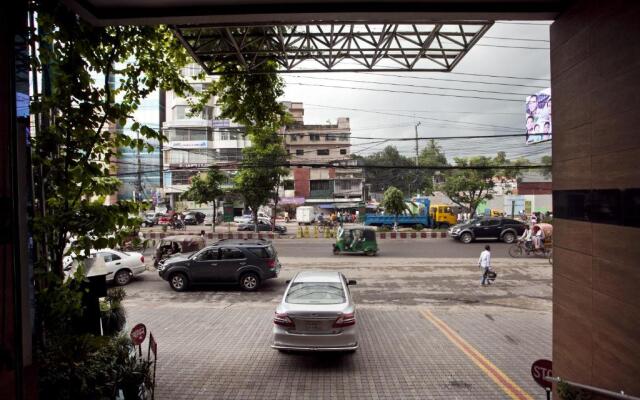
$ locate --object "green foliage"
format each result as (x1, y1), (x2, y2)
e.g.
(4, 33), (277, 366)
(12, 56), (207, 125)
(439, 152), (528, 217)
(195, 61), (290, 228)
(30, 1), (195, 279)
(381, 186), (407, 227)
(181, 168), (226, 206)
(541, 155), (552, 179)
(355, 142), (447, 196)
(557, 381), (592, 400)
(37, 333), (151, 400)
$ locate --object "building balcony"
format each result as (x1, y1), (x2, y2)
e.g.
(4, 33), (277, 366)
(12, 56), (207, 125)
(309, 189), (334, 199)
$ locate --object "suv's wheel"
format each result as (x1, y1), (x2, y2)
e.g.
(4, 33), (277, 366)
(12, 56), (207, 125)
(114, 269), (132, 286)
(460, 232), (473, 244)
(502, 231), (516, 244)
(169, 272), (189, 292)
(240, 272), (260, 291)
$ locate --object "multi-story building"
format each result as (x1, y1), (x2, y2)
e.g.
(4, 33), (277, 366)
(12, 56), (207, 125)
(279, 102), (364, 207)
(161, 64), (249, 207)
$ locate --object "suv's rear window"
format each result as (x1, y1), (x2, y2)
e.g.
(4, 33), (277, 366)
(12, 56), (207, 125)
(247, 246), (275, 258)
(285, 282), (346, 304)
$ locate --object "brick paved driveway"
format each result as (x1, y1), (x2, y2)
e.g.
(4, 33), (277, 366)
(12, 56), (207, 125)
(123, 256), (551, 399)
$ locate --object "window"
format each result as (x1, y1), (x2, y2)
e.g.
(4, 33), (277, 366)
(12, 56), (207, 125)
(289, 135), (297, 142)
(317, 149), (330, 156)
(309, 134), (320, 141)
(98, 252), (121, 263)
(248, 247), (271, 258)
(283, 180), (294, 190)
(285, 282), (346, 305)
(326, 134), (337, 141)
(310, 180), (332, 191)
(220, 248), (245, 260)
(181, 64), (202, 77)
(340, 149), (347, 155)
(295, 149), (304, 156)
(196, 249), (219, 261)
(171, 170), (199, 185)
(339, 134), (350, 141)
(174, 105), (186, 120)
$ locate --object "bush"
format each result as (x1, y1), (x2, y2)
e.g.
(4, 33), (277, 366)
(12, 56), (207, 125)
(101, 287), (127, 336)
(412, 224), (424, 231)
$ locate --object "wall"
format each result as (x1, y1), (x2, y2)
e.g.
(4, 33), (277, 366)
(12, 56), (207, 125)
(551, 0), (640, 396)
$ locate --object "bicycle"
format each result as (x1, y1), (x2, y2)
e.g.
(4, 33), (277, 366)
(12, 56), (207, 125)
(509, 239), (551, 259)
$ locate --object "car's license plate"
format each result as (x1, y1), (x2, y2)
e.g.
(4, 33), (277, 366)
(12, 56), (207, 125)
(301, 320), (324, 331)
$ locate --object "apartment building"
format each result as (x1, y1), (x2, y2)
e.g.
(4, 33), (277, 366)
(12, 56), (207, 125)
(161, 64), (249, 206)
(280, 102), (364, 206)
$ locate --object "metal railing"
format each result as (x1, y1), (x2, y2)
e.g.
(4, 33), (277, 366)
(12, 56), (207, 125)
(545, 377), (640, 400)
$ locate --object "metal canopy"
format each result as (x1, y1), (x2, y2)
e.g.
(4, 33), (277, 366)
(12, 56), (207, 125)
(173, 22), (493, 74)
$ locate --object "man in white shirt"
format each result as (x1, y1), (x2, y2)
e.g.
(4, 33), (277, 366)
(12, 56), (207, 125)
(478, 245), (492, 286)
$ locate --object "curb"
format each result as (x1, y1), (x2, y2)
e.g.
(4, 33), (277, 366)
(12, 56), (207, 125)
(142, 231), (448, 241)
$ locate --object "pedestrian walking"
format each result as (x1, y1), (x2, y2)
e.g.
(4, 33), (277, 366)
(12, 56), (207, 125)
(478, 245), (492, 286)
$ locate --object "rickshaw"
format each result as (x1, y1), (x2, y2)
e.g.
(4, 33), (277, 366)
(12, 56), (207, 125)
(333, 227), (378, 256)
(153, 235), (206, 267)
(508, 223), (553, 261)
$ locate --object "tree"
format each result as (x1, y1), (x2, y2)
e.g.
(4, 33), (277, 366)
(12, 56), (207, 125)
(541, 155), (552, 179)
(356, 146), (417, 194)
(381, 186), (407, 230)
(181, 168), (227, 231)
(30, 1), (196, 279)
(418, 139), (449, 195)
(199, 61), (290, 231)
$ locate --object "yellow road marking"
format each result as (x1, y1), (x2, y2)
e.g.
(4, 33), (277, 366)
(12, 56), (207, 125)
(420, 309), (534, 400)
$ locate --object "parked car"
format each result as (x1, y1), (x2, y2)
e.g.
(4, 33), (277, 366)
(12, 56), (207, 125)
(64, 248), (146, 286)
(272, 271), (358, 352)
(157, 214), (172, 225)
(158, 239), (281, 292)
(449, 217), (526, 244)
(234, 212), (269, 224)
(184, 211), (206, 225)
(237, 220), (287, 233)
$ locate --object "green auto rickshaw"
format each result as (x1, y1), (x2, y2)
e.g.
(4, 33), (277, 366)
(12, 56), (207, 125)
(333, 227), (378, 256)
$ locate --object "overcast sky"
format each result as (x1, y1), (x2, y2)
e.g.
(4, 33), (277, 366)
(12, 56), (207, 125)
(279, 21), (552, 162)
(133, 21), (552, 163)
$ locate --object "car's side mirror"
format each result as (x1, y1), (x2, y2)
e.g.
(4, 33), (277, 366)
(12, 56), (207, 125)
(348, 280), (357, 285)
(285, 280), (291, 284)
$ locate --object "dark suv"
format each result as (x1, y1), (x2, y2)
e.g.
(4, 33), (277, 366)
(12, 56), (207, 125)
(449, 217), (526, 244)
(158, 239), (281, 292)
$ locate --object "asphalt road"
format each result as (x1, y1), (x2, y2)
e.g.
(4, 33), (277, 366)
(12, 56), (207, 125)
(271, 238), (514, 258)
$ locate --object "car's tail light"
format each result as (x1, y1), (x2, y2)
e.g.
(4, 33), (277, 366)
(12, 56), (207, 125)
(140, 255), (145, 263)
(273, 312), (294, 328)
(333, 312), (356, 328)
(267, 259), (276, 269)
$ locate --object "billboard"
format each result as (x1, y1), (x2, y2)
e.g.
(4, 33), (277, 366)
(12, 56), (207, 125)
(525, 88), (551, 144)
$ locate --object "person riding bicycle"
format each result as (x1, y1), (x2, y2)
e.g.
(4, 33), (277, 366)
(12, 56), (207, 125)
(519, 225), (533, 250)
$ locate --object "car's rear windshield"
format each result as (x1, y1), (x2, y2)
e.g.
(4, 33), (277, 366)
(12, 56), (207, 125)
(247, 245), (276, 258)
(285, 282), (345, 304)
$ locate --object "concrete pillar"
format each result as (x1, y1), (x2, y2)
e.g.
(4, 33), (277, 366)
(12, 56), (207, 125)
(551, 0), (640, 396)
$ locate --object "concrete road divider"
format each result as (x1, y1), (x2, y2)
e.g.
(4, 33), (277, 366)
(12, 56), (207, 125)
(142, 231), (447, 241)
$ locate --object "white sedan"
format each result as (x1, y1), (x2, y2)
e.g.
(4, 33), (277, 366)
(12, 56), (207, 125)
(64, 248), (146, 286)
(272, 271), (358, 352)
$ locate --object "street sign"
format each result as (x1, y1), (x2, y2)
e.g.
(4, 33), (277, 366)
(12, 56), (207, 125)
(130, 323), (147, 346)
(531, 359), (553, 389)
(223, 203), (234, 223)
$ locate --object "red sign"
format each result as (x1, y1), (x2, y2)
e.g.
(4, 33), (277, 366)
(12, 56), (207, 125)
(130, 323), (147, 346)
(531, 359), (553, 389)
(149, 333), (158, 357)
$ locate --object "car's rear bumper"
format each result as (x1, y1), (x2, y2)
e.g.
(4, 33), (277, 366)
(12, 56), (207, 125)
(272, 326), (357, 351)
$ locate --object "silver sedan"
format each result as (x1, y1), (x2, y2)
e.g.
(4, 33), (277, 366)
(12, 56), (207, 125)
(272, 271), (358, 352)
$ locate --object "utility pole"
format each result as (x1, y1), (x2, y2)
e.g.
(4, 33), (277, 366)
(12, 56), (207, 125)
(414, 121), (421, 197)
(414, 121), (421, 166)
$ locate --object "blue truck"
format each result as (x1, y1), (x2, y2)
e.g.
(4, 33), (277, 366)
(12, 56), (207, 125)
(364, 198), (432, 228)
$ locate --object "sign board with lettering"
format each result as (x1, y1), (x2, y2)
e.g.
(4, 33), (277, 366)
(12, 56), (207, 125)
(168, 140), (208, 149)
(223, 203), (234, 223)
(130, 323), (147, 346)
(531, 359), (552, 389)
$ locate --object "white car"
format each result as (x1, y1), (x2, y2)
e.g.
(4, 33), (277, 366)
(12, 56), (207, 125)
(272, 271), (358, 352)
(64, 248), (146, 286)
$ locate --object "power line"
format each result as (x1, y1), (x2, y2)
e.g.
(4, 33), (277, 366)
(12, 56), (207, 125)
(288, 82), (525, 102)
(483, 35), (549, 43)
(360, 72), (547, 89)
(449, 71), (549, 81)
(289, 75), (534, 96)
(476, 43), (549, 50)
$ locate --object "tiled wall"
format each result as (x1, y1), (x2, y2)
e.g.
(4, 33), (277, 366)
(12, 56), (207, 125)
(551, 0), (640, 395)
